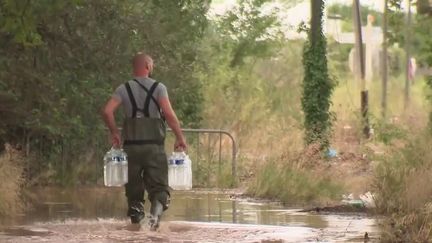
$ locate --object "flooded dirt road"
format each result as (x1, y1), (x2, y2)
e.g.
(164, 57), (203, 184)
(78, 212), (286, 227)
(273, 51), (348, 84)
(0, 187), (378, 242)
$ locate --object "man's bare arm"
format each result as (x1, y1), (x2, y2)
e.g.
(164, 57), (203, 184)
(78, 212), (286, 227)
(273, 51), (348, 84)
(101, 97), (122, 147)
(159, 97), (187, 150)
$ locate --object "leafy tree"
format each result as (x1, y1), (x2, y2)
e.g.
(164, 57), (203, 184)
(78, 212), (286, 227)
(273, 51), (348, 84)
(216, 0), (282, 68)
(387, 0), (432, 125)
(195, 0), (286, 151)
(327, 3), (383, 32)
(0, 0), (210, 184)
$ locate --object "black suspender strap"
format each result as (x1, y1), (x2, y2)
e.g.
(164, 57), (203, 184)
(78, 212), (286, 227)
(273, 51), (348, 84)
(132, 79), (164, 118)
(143, 82), (160, 117)
(124, 82), (138, 118)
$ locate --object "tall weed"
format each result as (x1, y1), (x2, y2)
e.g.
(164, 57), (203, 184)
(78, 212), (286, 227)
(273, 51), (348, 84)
(0, 144), (24, 216)
(248, 148), (343, 205)
(375, 134), (432, 242)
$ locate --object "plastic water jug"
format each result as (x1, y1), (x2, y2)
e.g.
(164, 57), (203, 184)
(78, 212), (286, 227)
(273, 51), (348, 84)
(104, 147), (128, 187)
(168, 152), (192, 190)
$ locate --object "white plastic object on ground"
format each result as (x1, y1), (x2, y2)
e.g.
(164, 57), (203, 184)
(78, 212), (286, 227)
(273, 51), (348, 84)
(341, 191), (376, 208)
(359, 191), (376, 208)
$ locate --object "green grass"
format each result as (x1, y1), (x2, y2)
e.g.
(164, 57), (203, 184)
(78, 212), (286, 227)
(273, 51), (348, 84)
(248, 159), (343, 205)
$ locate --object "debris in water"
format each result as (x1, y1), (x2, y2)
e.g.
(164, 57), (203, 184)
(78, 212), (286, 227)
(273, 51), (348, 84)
(342, 192), (376, 208)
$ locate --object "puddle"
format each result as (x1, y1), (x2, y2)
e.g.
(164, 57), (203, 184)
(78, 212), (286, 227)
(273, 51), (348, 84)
(0, 187), (378, 242)
(2, 227), (52, 237)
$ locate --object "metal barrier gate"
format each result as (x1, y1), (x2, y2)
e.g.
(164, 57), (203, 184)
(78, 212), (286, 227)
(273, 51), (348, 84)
(22, 126), (238, 188)
(167, 128), (238, 187)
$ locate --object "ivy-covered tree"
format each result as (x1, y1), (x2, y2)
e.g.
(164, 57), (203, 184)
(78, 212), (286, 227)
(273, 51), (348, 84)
(301, 0), (334, 149)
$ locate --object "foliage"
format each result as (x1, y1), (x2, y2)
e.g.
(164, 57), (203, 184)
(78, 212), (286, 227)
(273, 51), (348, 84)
(0, 0), (288, 185)
(216, 0), (282, 67)
(327, 3), (383, 32)
(301, 1), (335, 149)
(375, 133), (432, 242)
(248, 159), (342, 204)
(0, 144), (24, 216)
(0, 0), (209, 184)
(387, 0), (432, 68)
(196, 0), (286, 144)
(372, 118), (407, 145)
(408, 2), (432, 129)
(386, 0), (406, 46)
(413, 5), (432, 128)
(326, 38), (352, 78)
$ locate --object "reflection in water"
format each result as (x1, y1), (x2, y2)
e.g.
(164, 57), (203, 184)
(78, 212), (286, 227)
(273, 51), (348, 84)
(0, 187), (378, 242)
(10, 187), (327, 227)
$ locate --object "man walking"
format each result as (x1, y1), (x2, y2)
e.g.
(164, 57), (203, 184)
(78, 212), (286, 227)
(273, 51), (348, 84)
(102, 52), (187, 230)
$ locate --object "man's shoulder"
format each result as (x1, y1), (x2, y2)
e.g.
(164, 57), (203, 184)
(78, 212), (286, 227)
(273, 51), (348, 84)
(115, 82), (127, 91)
(147, 78), (166, 90)
(156, 81), (166, 89)
(148, 78), (164, 85)
(154, 81), (168, 98)
(125, 77), (167, 94)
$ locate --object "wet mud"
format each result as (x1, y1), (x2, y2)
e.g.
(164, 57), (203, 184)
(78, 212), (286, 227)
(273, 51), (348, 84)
(0, 187), (378, 242)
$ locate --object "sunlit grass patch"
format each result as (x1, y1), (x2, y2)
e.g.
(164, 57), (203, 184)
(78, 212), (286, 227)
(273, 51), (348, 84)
(247, 156), (343, 205)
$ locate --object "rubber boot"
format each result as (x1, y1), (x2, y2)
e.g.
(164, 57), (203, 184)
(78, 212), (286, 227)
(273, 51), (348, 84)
(127, 202), (145, 224)
(149, 200), (163, 231)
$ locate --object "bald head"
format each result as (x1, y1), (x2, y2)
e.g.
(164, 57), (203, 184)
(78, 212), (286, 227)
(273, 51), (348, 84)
(133, 52), (154, 77)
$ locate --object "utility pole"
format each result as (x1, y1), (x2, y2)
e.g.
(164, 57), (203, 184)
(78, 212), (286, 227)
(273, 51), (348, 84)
(404, 0), (412, 110)
(353, 0), (370, 138)
(382, 0), (389, 119)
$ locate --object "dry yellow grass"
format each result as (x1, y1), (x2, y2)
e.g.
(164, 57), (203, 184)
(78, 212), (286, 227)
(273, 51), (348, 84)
(0, 143), (24, 216)
(245, 75), (431, 204)
(374, 133), (432, 242)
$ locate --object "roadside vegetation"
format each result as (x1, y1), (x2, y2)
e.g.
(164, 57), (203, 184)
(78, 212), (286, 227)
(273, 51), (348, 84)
(1, 2), (432, 241)
(0, 144), (24, 216)
(374, 133), (432, 242)
(247, 151), (343, 204)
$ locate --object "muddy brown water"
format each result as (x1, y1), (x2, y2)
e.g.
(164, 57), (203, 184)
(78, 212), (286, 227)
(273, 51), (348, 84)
(0, 187), (378, 242)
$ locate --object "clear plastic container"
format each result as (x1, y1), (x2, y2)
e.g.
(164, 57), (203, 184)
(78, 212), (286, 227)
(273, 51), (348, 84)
(104, 148), (128, 187)
(168, 152), (192, 190)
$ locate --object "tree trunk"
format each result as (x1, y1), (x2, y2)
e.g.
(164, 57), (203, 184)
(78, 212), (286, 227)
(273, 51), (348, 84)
(404, 0), (412, 109)
(310, 0), (324, 45)
(301, 0), (334, 149)
(417, 0), (432, 15)
(382, 0), (389, 119)
(353, 0), (369, 138)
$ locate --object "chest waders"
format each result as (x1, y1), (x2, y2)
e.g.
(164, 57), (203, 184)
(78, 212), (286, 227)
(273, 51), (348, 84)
(123, 79), (169, 226)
